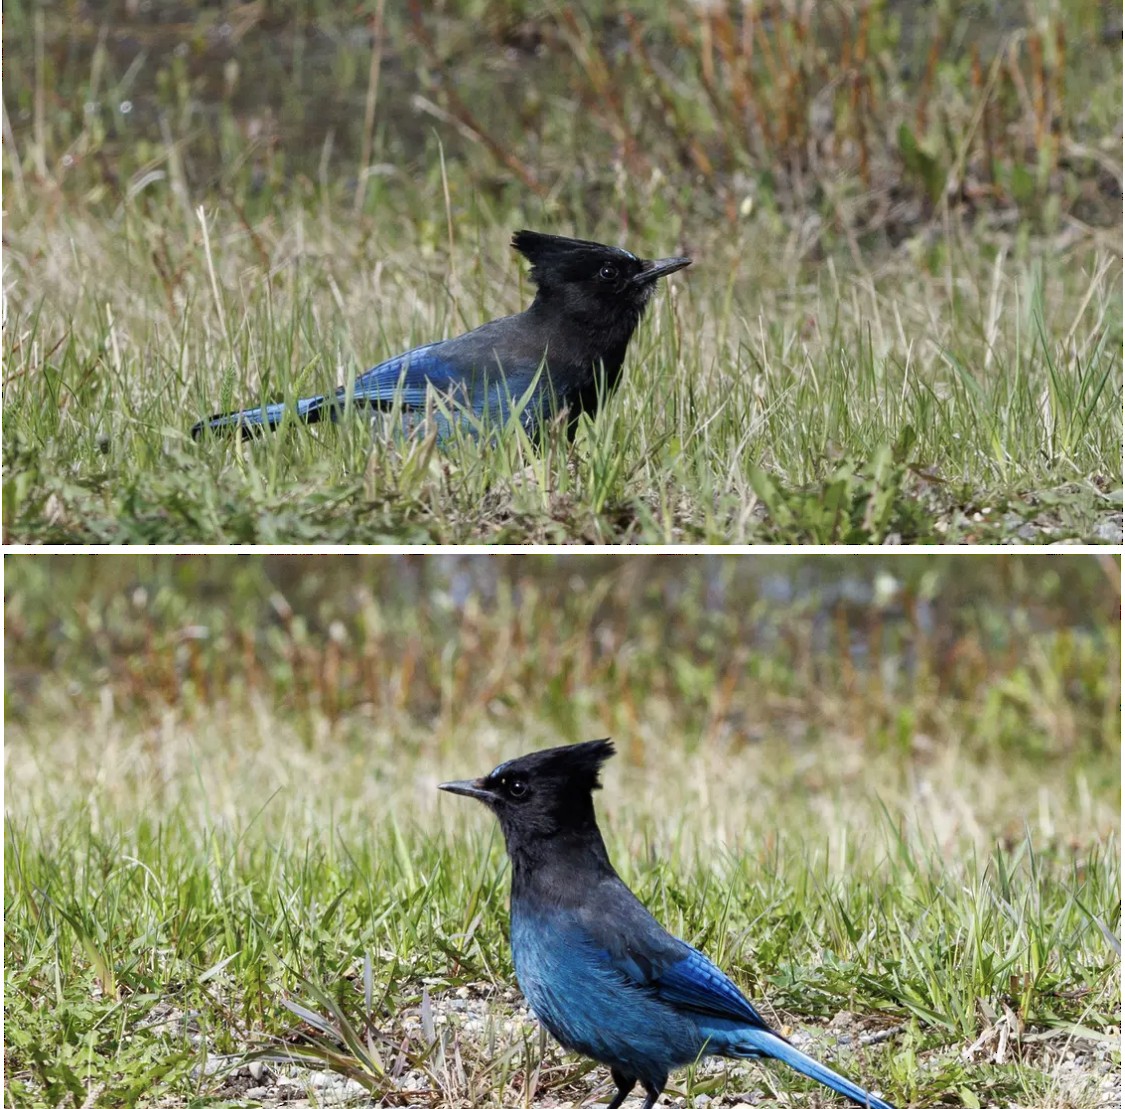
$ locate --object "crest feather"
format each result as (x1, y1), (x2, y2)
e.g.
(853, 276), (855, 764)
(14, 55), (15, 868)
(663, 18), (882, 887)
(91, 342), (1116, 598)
(490, 738), (616, 790)
(511, 231), (637, 287)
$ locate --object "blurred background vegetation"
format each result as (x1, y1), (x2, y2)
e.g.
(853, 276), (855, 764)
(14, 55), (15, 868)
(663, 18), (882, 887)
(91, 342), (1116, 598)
(5, 1), (1121, 243)
(6, 552), (1120, 772)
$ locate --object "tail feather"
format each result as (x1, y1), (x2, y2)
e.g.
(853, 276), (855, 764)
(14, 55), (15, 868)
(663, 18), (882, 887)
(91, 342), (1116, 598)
(731, 1028), (895, 1109)
(191, 395), (329, 439)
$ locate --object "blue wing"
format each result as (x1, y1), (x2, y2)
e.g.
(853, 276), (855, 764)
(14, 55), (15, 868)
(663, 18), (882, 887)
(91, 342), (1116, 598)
(346, 340), (548, 428)
(647, 944), (773, 1030)
(346, 342), (474, 409)
(193, 339), (541, 438)
(570, 885), (774, 1032)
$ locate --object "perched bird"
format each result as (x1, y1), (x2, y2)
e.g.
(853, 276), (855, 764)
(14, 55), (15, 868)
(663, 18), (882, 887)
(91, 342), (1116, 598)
(192, 231), (690, 441)
(439, 740), (895, 1109)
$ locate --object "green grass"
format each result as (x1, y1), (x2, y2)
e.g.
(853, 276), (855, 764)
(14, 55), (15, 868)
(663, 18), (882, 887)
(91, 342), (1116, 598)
(3, 3), (1121, 543)
(4, 209), (1120, 544)
(5, 554), (1121, 1106)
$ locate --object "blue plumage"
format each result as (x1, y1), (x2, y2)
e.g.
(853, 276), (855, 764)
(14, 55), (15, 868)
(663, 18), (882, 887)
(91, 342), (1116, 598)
(192, 231), (690, 441)
(440, 740), (896, 1109)
(197, 342), (498, 437)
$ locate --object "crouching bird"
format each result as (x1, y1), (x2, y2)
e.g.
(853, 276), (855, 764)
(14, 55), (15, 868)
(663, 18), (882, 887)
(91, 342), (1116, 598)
(439, 739), (896, 1109)
(191, 231), (690, 441)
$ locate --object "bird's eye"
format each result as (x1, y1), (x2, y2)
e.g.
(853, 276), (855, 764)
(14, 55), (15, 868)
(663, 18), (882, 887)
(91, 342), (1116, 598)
(598, 264), (618, 281)
(507, 778), (528, 798)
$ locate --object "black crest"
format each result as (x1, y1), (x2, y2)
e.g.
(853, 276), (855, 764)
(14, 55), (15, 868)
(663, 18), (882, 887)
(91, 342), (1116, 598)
(511, 231), (642, 288)
(487, 738), (616, 792)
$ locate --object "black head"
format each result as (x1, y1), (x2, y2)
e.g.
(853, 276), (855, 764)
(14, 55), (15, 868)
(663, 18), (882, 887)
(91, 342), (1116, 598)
(512, 231), (691, 323)
(439, 739), (616, 846)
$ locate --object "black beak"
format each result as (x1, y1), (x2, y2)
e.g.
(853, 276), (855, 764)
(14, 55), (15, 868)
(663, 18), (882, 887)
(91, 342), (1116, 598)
(438, 777), (494, 802)
(634, 255), (692, 285)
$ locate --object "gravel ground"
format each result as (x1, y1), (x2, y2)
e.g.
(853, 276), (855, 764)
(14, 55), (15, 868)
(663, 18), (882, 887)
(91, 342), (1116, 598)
(154, 984), (1121, 1109)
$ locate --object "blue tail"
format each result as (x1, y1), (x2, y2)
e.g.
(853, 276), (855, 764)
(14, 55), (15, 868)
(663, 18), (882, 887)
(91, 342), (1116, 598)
(730, 1027), (895, 1109)
(191, 394), (329, 439)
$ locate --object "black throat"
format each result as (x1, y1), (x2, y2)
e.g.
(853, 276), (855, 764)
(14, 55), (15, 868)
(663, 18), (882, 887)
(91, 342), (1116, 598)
(525, 295), (645, 424)
(502, 807), (617, 904)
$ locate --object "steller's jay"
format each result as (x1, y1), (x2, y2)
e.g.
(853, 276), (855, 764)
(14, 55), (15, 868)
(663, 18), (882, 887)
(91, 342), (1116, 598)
(439, 739), (895, 1109)
(192, 232), (690, 441)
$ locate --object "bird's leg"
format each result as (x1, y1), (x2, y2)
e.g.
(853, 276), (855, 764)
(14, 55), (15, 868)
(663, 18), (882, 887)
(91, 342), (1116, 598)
(637, 1079), (664, 1109)
(604, 1068), (636, 1109)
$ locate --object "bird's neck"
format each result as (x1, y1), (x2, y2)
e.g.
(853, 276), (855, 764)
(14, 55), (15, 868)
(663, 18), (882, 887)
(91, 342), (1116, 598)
(507, 823), (616, 904)
(526, 294), (644, 365)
